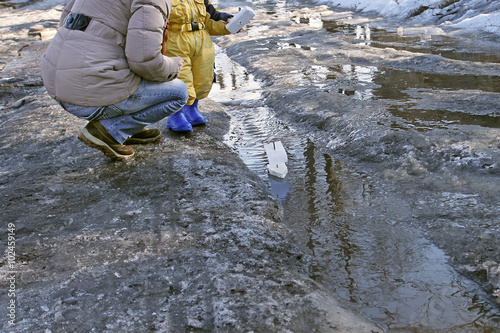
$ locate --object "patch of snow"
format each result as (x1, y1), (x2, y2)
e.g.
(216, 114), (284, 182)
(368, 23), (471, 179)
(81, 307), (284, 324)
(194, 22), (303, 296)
(313, 0), (500, 35)
(446, 12), (500, 34)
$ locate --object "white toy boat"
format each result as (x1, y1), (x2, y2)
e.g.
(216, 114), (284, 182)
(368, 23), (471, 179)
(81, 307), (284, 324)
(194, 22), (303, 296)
(264, 141), (288, 178)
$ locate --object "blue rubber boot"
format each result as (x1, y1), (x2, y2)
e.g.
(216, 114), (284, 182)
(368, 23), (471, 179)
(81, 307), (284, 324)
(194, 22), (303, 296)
(182, 100), (206, 126)
(166, 109), (193, 132)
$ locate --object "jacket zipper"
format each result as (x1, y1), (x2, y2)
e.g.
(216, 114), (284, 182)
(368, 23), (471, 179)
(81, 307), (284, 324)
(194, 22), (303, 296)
(188, 0), (198, 57)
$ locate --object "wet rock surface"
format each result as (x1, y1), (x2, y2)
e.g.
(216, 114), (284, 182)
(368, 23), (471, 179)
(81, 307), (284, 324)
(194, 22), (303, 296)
(214, 0), (500, 316)
(0, 1), (383, 332)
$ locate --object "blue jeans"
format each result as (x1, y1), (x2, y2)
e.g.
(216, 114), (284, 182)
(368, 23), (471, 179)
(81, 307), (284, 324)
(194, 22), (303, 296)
(60, 79), (188, 144)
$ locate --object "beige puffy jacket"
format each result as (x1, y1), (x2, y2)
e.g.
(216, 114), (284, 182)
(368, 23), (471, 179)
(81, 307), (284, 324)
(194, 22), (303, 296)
(42, 0), (180, 106)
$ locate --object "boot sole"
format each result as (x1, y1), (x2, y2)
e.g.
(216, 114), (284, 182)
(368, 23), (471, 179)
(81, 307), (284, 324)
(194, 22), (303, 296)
(184, 113), (206, 126)
(188, 118), (207, 126)
(78, 128), (134, 160)
(166, 124), (193, 132)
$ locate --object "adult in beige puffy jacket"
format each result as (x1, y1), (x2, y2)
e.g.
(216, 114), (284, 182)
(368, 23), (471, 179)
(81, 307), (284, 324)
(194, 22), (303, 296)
(41, 0), (189, 160)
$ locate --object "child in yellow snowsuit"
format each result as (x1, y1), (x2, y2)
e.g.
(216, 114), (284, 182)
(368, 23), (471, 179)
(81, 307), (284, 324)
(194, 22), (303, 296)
(164, 0), (232, 131)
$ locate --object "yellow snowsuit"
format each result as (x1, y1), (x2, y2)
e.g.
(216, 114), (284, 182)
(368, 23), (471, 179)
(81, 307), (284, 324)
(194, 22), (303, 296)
(165, 0), (231, 105)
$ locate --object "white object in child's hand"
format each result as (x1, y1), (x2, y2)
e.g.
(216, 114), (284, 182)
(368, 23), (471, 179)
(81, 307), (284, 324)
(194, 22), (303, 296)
(226, 6), (255, 34)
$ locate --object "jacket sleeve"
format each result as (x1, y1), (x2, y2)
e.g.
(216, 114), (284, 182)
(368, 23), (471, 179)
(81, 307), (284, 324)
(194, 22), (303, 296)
(204, 0), (232, 36)
(125, 0), (180, 82)
(205, 0), (233, 21)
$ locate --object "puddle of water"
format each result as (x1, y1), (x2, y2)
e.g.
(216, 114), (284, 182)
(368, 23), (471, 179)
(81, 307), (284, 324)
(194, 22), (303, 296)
(260, 0), (295, 17)
(320, 18), (500, 63)
(211, 46), (294, 185)
(371, 68), (500, 130)
(367, 27), (500, 63)
(286, 141), (500, 331)
(271, 41), (317, 51)
(292, 15), (323, 29)
(370, 41), (500, 63)
(373, 67), (500, 96)
(254, 1), (500, 64)
(389, 106), (500, 131)
(296, 64), (500, 96)
(322, 20), (359, 35)
(273, 2), (500, 64)
(280, 61), (500, 129)
(210, 48), (500, 331)
(211, 46), (262, 103)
